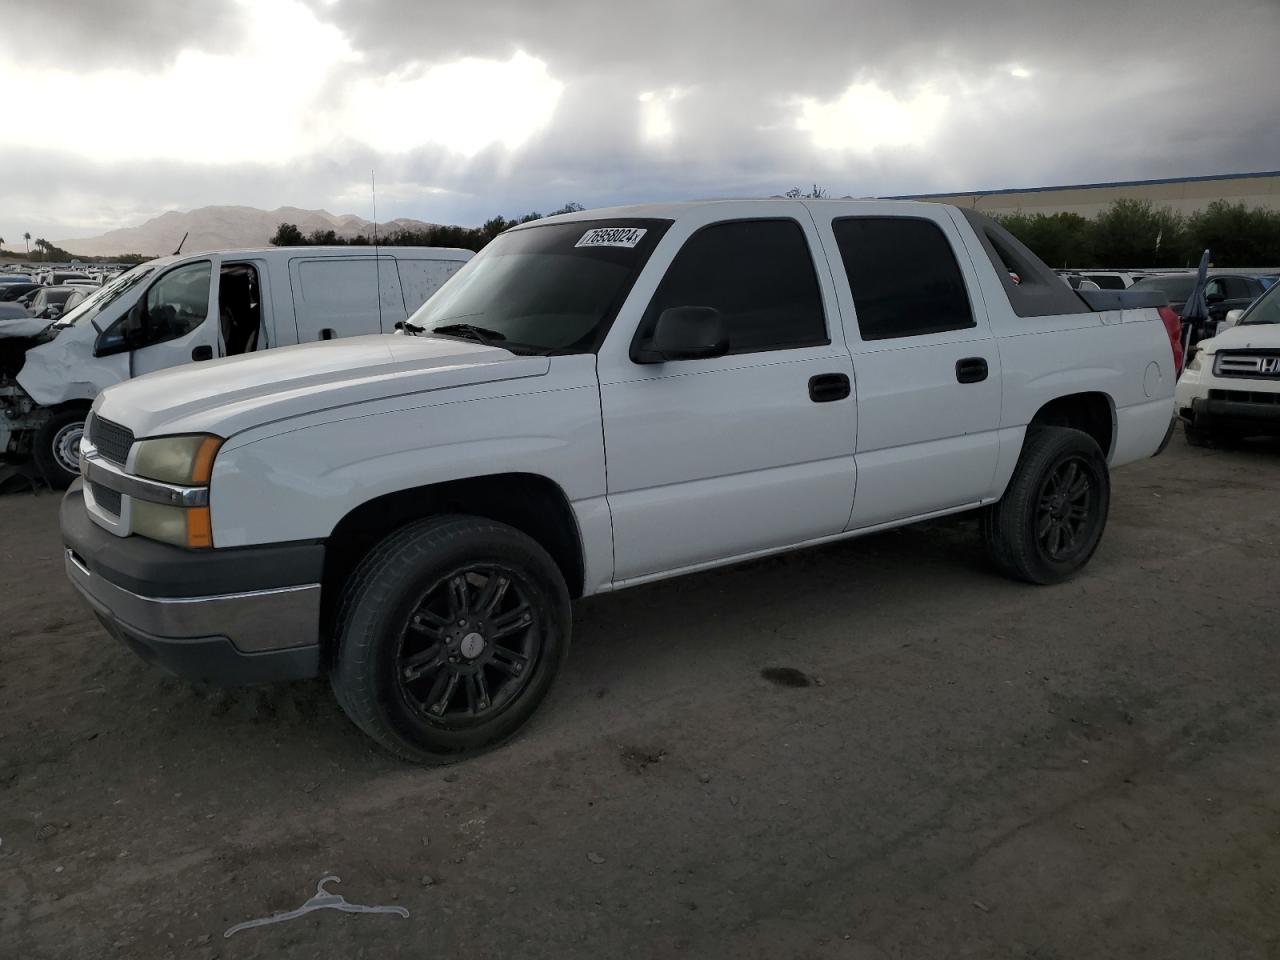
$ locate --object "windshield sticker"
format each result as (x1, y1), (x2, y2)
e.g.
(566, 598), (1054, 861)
(575, 227), (647, 249)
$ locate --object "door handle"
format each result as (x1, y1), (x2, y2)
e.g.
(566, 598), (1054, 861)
(955, 357), (988, 384)
(808, 373), (851, 403)
(319, 328), (335, 341)
(191, 344), (213, 361)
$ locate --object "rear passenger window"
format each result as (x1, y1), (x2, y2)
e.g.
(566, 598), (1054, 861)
(640, 219), (827, 355)
(833, 218), (974, 340)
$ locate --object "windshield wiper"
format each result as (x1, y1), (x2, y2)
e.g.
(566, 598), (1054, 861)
(429, 323), (507, 346)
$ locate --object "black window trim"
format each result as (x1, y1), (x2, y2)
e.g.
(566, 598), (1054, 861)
(831, 214), (978, 342)
(629, 216), (831, 362)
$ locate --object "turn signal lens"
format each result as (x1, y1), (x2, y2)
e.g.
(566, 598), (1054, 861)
(186, 507), (213, 549)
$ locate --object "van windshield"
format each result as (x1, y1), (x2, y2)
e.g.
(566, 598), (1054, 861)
(406, 219), (671, 354)
(54, 264), (157, 331)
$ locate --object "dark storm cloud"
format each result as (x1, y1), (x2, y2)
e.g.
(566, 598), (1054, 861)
(0, 0), (246, 69)
(2, 0), (1279, 241)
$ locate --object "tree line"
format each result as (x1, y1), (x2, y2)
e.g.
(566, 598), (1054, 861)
(994, 199), (1280, 269)
(273, 194), (1279, 269)
(270, 203), (586, 252)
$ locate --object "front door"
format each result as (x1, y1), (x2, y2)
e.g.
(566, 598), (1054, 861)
(811, 206), (1003, 529)
(130, 256), (220, 377)
(597, 210), (857, 583)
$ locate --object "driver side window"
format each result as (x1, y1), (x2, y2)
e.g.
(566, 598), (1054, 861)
(100, 261), (212, 355)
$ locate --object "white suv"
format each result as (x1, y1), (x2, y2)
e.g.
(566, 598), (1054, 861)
(1175, 283), (1280, 446)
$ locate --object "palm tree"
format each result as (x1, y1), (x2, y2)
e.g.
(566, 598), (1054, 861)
(23, 231), (31, 254)
(36, 238), (48, 261)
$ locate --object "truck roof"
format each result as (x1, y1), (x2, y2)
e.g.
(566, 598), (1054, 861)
(520, 197), (949, 227)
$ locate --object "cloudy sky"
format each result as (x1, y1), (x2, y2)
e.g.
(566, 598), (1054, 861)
(2, 0), (1278, 243)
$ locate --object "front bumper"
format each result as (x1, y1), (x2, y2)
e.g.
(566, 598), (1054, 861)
(1182, 395), (1280, 435)
(61, 482), (324, 685)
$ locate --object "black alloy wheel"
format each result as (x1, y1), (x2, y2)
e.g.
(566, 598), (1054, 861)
(1034, 457), (1096, 562)
(397, 566), (541, 727)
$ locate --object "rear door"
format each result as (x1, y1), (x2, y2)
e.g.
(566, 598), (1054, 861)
(811, 205), (1002, 529)
(288, 256), (407, 341)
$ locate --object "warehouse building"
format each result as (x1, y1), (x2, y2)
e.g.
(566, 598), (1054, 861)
(891, 170), (1280, 217)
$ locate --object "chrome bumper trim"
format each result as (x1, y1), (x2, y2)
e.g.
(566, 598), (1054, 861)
(65, 550), (320, 653)
(79, 442), (209, 508)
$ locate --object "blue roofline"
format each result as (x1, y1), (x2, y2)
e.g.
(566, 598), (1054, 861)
(886, 170), (1280, 201)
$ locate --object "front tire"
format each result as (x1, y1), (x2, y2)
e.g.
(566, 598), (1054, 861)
(330, 515), (571, 763)
(981, 427), (1111, 585)
(33, 407), (89, 489)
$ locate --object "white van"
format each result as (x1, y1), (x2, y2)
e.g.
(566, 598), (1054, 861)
(0, 245), (472, 486)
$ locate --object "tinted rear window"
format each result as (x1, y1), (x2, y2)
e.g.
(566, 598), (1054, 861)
(833, 217), (974, 340)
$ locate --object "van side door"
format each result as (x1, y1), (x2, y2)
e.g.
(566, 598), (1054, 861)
(287, 256), (408, 341)
(394, 256), (469, 317)
(811, 206), (1003, 528)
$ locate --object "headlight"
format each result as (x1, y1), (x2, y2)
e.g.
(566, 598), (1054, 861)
(132, 434), (222, 485)
(130, 434), (222, 548)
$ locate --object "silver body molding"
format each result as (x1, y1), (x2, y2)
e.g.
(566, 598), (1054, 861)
(65, 550), (319, 653)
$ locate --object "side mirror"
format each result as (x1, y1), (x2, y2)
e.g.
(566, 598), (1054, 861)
(94, 301), (145, 357)
(1221, 308), (1244, 329)
(634, 307), (729, 363)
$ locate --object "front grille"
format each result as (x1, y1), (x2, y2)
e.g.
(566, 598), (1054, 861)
(1209, 389), (1280, 406)
(91, 482), (122, 516)
(88, 415), (134, 465)
(1214, 351), (1280, 379)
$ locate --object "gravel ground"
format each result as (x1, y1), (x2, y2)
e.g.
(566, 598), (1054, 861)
(1, 428), (1278, 959)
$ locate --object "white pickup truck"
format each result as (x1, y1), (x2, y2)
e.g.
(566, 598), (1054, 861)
(61, 200), (1178, 762)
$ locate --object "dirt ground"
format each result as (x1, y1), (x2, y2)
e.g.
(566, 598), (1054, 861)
(1, 428), (1278, 959)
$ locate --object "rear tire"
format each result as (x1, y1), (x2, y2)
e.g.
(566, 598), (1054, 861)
(330, 515), (571, 763)
(981, 427), (1110, 585)
(33, 407), (88, 489)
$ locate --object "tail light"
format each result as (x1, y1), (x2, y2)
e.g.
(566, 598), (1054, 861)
(1158, 305), (1184, 376)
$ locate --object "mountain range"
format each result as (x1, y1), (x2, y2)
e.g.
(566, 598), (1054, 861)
(56, 206), (438, 258)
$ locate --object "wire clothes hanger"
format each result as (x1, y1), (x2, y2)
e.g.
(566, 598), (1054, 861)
(224, 875), (410, 939)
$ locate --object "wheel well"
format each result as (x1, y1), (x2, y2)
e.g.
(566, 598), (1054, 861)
(1028, 392), (1115, 458)
(320, 473), (586, 636)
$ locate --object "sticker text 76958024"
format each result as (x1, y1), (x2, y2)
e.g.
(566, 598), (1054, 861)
(574, 227), (648, 249)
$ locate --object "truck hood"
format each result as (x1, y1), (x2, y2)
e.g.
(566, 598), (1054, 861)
(1197, 323), (1280, 355)
(92, 335), (550, 439)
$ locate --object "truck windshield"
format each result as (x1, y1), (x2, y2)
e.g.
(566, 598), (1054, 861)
(406, 219), (671, 353)
(1240, 284), (1279, 325)
(54, 264), (157, 331)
